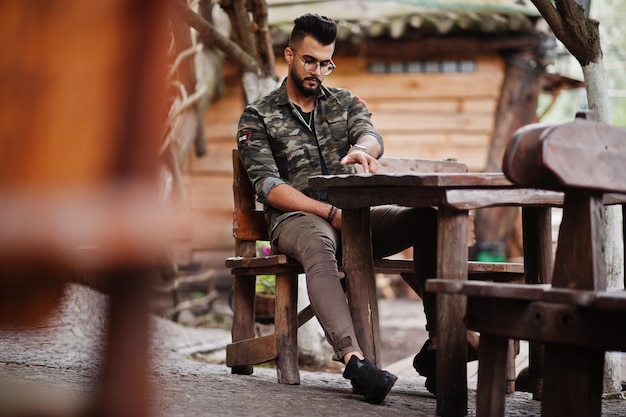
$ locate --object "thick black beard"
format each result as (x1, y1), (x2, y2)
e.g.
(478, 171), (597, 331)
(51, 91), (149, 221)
(299, 84), (319, 97)
(292, 67), (321, 97)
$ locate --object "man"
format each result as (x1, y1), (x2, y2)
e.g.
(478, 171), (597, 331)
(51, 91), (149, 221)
(236, 13), (440, 403)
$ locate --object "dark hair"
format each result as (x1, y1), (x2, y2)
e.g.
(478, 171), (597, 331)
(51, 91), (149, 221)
(289, 13), (337, 47)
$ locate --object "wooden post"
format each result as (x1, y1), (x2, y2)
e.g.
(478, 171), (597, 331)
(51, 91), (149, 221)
(522, 206), (554, 399)
(436, 205), (469, 417)
(0, 2), (170, 417)
(230, 151), (257, 376)
(474, 48), (543, 261)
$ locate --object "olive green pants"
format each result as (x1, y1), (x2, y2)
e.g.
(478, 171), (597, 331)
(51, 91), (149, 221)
(271, 205), (438, 362)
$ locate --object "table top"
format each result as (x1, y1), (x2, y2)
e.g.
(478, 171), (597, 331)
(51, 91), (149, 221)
(309, 172), (513, 189)
(309, 172), (566, 210)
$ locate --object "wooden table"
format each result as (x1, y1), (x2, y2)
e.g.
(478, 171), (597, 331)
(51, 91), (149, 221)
(309, 172), (561, 417)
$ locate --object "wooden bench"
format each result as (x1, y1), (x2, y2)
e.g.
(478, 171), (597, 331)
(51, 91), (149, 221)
(427, 116), (626, 416)
(226, 149), (525, 384)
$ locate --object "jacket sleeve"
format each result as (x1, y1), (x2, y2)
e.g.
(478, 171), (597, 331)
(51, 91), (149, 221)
(347, 95), (384, 158)
(236, 105), (285, 204)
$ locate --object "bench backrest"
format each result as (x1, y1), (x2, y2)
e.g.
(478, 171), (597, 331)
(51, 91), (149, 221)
(502, 116), (626, 291)
(232, 149), (267, 258)
(503, 118), (626, 194)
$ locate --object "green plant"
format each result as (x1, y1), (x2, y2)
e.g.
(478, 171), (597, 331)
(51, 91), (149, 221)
(256, 274), (276, 295)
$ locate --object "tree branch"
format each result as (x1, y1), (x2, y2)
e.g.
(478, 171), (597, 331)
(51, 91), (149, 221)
(251, 0), (276, 77)
(531, 0), (601, 65)
(531, 0), (565, 38)
(218, 0), (259, 60)
(173, 0), (259, 74)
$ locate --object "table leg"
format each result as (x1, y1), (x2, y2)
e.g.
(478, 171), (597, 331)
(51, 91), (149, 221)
(541, 344), (604, 417)
(522, 206), (553, 400)
(436, 205), (469, 417)
(476, 334), (509, 417)
(341, 207), (381, 366)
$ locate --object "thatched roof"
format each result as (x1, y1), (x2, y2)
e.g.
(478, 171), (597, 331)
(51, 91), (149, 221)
(268, 0), (542, 45)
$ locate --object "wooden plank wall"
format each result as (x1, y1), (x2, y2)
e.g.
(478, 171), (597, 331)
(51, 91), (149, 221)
(325, 55), (504, 168)
(170, 66), (244, 269)
(173, 53), (504, 269)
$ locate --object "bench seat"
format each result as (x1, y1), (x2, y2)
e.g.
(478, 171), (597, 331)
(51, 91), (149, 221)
(227, 256), (524, 280)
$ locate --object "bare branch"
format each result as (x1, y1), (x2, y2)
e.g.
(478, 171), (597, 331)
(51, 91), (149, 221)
(250, 0), (276, 78)
(173, 0), (259, 74)
(532, 0), (601, 66)
(219, 0), (259, 59)
(531, 0), (565, 37)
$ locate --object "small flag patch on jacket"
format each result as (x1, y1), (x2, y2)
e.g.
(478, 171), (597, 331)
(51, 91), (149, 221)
(238, 130), (252, 144)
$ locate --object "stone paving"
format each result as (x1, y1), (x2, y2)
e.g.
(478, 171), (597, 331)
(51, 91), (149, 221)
(1, 284), (625, 416)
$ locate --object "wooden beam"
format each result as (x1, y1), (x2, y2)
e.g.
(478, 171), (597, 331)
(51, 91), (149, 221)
(226, 334), (277, 366)
(275, 34), (543, 60)
(465, 297), (626, 350)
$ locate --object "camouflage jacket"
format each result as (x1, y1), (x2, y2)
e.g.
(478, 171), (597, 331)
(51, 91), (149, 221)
(237, 78), (384, 232)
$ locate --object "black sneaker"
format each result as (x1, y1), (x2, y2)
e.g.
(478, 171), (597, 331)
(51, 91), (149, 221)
(413, 339), (437, 395)
(343, 356), (397, 404)
(413, 338), (480, 395)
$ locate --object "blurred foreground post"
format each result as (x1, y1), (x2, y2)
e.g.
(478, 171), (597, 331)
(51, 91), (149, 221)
(0, 1), (170, 416)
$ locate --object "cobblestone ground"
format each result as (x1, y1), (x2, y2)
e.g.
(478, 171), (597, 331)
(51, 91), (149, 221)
(1, 285), (624, 416)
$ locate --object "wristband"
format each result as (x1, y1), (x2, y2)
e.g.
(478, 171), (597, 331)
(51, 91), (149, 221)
(351, 144), (367, 152)
(327, 205), (338, 223)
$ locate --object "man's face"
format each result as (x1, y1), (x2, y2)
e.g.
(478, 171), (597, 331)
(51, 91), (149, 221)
(287, 36), (335, 97)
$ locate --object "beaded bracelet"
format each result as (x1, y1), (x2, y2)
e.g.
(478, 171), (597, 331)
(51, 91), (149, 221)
(327, 205), (338, 223)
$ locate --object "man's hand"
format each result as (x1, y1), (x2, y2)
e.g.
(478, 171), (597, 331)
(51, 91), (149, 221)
(341, 150), (379, 173)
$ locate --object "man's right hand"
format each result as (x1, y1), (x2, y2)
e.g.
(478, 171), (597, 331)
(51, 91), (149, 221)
(340, 150), (379, 173)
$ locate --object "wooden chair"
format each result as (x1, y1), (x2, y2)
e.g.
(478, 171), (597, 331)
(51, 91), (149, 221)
(226, 149), (525, 384)
(427, 116), (626, 416)
(0, 3), (170, 416)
